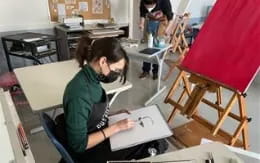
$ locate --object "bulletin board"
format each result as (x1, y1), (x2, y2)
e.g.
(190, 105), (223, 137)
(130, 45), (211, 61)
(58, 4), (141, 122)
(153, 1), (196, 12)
(48, 0), (111, 22)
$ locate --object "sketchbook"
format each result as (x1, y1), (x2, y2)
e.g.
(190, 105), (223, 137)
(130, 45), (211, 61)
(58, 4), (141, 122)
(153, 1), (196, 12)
(109, 105), (172, 151)
(139, 48), (160, 55)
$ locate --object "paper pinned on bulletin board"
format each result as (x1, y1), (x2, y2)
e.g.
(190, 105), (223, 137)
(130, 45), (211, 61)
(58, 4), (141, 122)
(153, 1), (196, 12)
(79, 1), (88, 12)
(92, 0), (103, 14)
(48, 0), (111, 21)
(57, 3), (66, 16)
(65, 0), (76, 4)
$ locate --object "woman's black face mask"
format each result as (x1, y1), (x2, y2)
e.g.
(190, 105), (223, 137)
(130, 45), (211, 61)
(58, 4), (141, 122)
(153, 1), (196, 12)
(98, 70), (121, 83)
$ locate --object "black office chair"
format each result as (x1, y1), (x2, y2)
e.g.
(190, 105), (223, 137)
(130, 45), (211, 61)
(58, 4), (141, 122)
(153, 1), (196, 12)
(40, 112), (75, 163)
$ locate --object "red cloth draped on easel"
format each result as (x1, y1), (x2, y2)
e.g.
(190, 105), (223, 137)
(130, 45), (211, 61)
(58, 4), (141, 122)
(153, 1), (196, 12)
(181, 0), (260, 93)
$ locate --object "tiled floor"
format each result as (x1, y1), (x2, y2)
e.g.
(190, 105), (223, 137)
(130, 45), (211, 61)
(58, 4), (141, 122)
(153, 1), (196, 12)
(6, 57), (260, 163)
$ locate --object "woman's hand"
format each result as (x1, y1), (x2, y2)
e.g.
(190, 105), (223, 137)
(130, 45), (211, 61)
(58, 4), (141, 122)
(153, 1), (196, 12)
(86, 118), (134, 149)
(164, 27), (172, 36)
(139, 17), (145, 31)
(139, 22), (145, 31)
(112, 118), (135, 133)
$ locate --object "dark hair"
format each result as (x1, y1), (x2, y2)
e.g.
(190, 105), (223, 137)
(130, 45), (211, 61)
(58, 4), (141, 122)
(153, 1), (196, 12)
(143, 0), (157, 5)
(75, 36), (129, 84)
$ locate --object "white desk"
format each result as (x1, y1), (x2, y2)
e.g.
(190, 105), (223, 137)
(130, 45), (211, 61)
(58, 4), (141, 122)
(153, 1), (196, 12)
(14, 60), (132, 112)
(14, 60), (132, 133)
(142, 142), (244, 163)
(124, 44), (171, 106)
(192, 23), (203, 30)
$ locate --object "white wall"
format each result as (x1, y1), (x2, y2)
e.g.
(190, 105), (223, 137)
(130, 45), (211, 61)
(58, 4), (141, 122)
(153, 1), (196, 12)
(0, 0), (129, 32)
(129, 0), (143, 39)
(170, 0), (181, 13)
(186, 0), (216, 18)
(0, 0), (53, 32)
(0, 0), (216, 33)
(171, 0), (216, 18)
(110, 0), (129, 24)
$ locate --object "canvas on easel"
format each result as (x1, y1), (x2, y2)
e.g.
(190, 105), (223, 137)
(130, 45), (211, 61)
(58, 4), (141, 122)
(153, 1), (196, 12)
(164, 0), (260, 150)
(181, 0), (260, 93)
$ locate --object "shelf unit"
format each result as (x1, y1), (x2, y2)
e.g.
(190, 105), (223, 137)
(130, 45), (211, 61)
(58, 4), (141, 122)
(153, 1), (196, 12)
(55, 24), (129, 61)
(1, 32), (59, 71)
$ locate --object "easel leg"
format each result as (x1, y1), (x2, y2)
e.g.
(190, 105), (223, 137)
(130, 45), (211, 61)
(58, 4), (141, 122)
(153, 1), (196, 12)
(167, 89), (186, 123)
(182, 74), (191, 95)
(181, 85), (207, 117)
(163, 62), (178, 81)
(216, 87), (222, 118)
(167, 71), (191, 123)
(163, 48), (188, 81)
(230, 118), (247, 147)
(164, 70), (186, 103)
(238, 94), (249, 149)
(212, 93), (237, 135)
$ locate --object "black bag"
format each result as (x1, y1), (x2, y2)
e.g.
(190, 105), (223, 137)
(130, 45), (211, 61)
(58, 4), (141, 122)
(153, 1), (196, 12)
(150, 139), (169, 155)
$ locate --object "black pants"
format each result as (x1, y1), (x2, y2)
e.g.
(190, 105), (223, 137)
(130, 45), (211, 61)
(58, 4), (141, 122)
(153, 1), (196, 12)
(142, 62), (158, 74)
(73, 139), (168, 163)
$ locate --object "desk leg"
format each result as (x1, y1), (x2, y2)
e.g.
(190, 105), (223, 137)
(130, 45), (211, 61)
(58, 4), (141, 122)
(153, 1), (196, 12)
(145, 86), (167, 106)
(2, 39), (13, 71)
(30, 126), (44, 134)
(109, 92), (120, 107)
(157, 54), (165, 92)
(144, 50), (168, 106)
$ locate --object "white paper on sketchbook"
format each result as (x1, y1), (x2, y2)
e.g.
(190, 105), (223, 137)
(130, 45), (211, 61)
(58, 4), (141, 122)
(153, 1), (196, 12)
(109, 105), (173, 151)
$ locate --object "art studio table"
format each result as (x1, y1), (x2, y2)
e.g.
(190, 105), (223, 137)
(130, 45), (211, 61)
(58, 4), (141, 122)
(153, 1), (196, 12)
(124, 44), (171, 106)
(14, 60), (132, 134)
(142, 142), (244, 163)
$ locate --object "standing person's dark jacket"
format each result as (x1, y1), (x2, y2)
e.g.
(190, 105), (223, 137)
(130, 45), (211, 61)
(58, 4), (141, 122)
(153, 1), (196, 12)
(140, 0), (174, 21)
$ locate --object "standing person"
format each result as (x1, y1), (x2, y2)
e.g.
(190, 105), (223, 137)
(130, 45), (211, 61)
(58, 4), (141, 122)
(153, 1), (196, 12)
(139, 0), (174, 80)
(57, 36), (168, 163)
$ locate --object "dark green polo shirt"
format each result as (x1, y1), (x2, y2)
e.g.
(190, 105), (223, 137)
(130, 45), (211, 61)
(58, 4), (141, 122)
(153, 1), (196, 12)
(63, 65), (103, 153)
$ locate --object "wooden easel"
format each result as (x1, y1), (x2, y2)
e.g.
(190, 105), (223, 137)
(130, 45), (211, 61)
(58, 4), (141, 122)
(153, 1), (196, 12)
(163, 48), (189, 81)
(163, 13), (190, 81)
(170, 13), (190, 54)
(165, 67), (250, 150)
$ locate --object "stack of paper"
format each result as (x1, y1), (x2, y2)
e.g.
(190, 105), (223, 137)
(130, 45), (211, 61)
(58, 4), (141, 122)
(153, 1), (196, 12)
(59, 16), (83, 30)
(97, 23), (118, 28)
